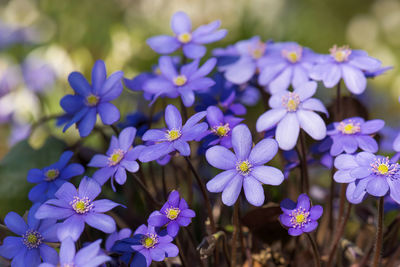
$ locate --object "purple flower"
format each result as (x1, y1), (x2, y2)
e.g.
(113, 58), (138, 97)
(39, 237), (110, 267)
(327, 117), (384, 156)
(105, 228), (132, 252)
(204, 105), (243, 148)
(256, 81), (327, 150)
(205, 124), (284, 206)
(148, 190), (195, 237)
(112, 225), (179, 267)
(334, 152), (400, 204)
(88, 127), (140, 190)
(139, 104), (207, 162)
(279, 194), (323, 236)
(35, 177), (121, 241)
(0, 204), (59, 266)
(143, 56), (216, 107)
(147, 11), (227, 59)
(59, 60), (123, 137)
(27, 151), (85, 203)
(310, 45), (382, 94)
(22, 57), (56, 93)
(258, 42), (319, 93)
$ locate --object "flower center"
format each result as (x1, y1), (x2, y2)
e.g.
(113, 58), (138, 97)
(337, 121), (361, 135)
(62, 264), (76, 267)
(166, 129), (182, 141)
(236, 160), (252, 175)
(165, 207), (181, 220)
(70, 196), (93, 214)
(329, 45), (352, 62)
(249, 41), (266, 59)
(282, 46), (303, 63)
(45, 169), (60, 181)
(370, 157), (399, 179)
(173, 75), (187, 86)
(154, 67), (162, 75)
(86, 94), (99, 107)
(290, 208), (311, 228)
(178, 32), (192, 43)
(108, 149), (124, 166)
(212, 123), (230, 137)
(142, 234), (159, 249)
(281, 92), (300, 112)
(22, 230), (43, 249)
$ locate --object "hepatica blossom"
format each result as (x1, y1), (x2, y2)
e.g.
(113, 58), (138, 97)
(36, 177), (121, 241)
(39, 237), (110, 267)
(148, 190), (195, 237)
(0, 204), (58, 266)
(89, 127), (140, 190)
(334, 152), (400, 204)
(143, 56), (216, 107)
(139, 104), (207, 162)
(327, 117), (384, 156)
(279, 194), (323, 236)
(258, 42), (318, 93)
(59, 60), (123, 137)
(310, 45), (382, 94)
(147, 11), (227, 59)
(106, 228), (132, 252)
(256, 81), (327, 150)
(206, 124), (284, 206)
(28, 151), (84, 203)
(112, 225), (178, 267)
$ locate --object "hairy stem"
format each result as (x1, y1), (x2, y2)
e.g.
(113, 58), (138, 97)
(306, 233), (321, 267)
(372, 197), (384, 267)
(231, 201), (240, 267)
(298, 130), (309, 194)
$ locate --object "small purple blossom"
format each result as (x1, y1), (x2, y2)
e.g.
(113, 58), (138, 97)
(334, 152), (400, 204)
(279, 194), (323, 236)
(35, 177), (121, 241)
(112, 225), (179, 267)
(206, 124), (284, 206)
(89, 127), (140, 190)
(27, 151), (85, 203)
(139, 104), (207, 162)
(0, 204), (59, 266)
(147, 11), (227, 59)
(310, 45), (382, 94)
(22, 57), (56, 93)
(143, 56), (216, 107)
(105, 228), (132, 252)
(148, 190), (195, 237)
(59, 60), (123, 137)
(39, 237), (110, 267)
(327, 117), (384, 156)
(256, 81), (327, 150)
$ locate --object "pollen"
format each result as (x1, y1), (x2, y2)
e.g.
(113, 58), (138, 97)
(282, 46), (303, 63)
(45, 169), (60, 181)
(70, 196), (93, 214)
(290, 208), (311, 228)
(142, 234), (159, 248)
(166, 207), (181, 220)
(330, 45), (352, 62)
(173, 75), (187, 86)
(178, 32), (192, 43)
(212, 124), (230, 137)
(166, 129), (182, 141)
(370, 157), (399, 179)
(337, 121), (361, 135)
(236, 160), (252, 175)
(249, 41), (266, 59)
(108, 149), (124, 166)
(281, 92), (300, 112)
(86, 94), (99, 107)
(22, 230), (43, 249)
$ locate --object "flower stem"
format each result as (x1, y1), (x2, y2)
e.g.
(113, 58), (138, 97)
(306, 233), (321, 267)
(184, 156), (217, 233)
(131, 173), (162, 208)
(298, 130), (309, 194)
(335, 82), (342, 121)
(231, 201), (240, 267)
(372, 197), (384, 267)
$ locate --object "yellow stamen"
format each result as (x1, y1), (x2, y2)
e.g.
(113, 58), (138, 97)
(178, 33), (192, 43)
(86, 94), (99, 106)
(174, 75), (187, 86)
(378, 164), (389, 175)
(167, 129), (181, 141)
(166, 208), (180, 220)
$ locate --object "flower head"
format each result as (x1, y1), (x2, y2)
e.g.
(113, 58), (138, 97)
(139, 105), (208, 162)
(148, 190), (195, 237)
(279, 194), (323, 236)
(59, 60), (123, 137)
(256, 81), (327, 150)
(27, 151), (84, 203)
(206, 124), (284, 206)
(147, 11), (227, 59)
(88, 127), (140, 191)
(0, 204), (59, 266)
(36, 177), (121, 241)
